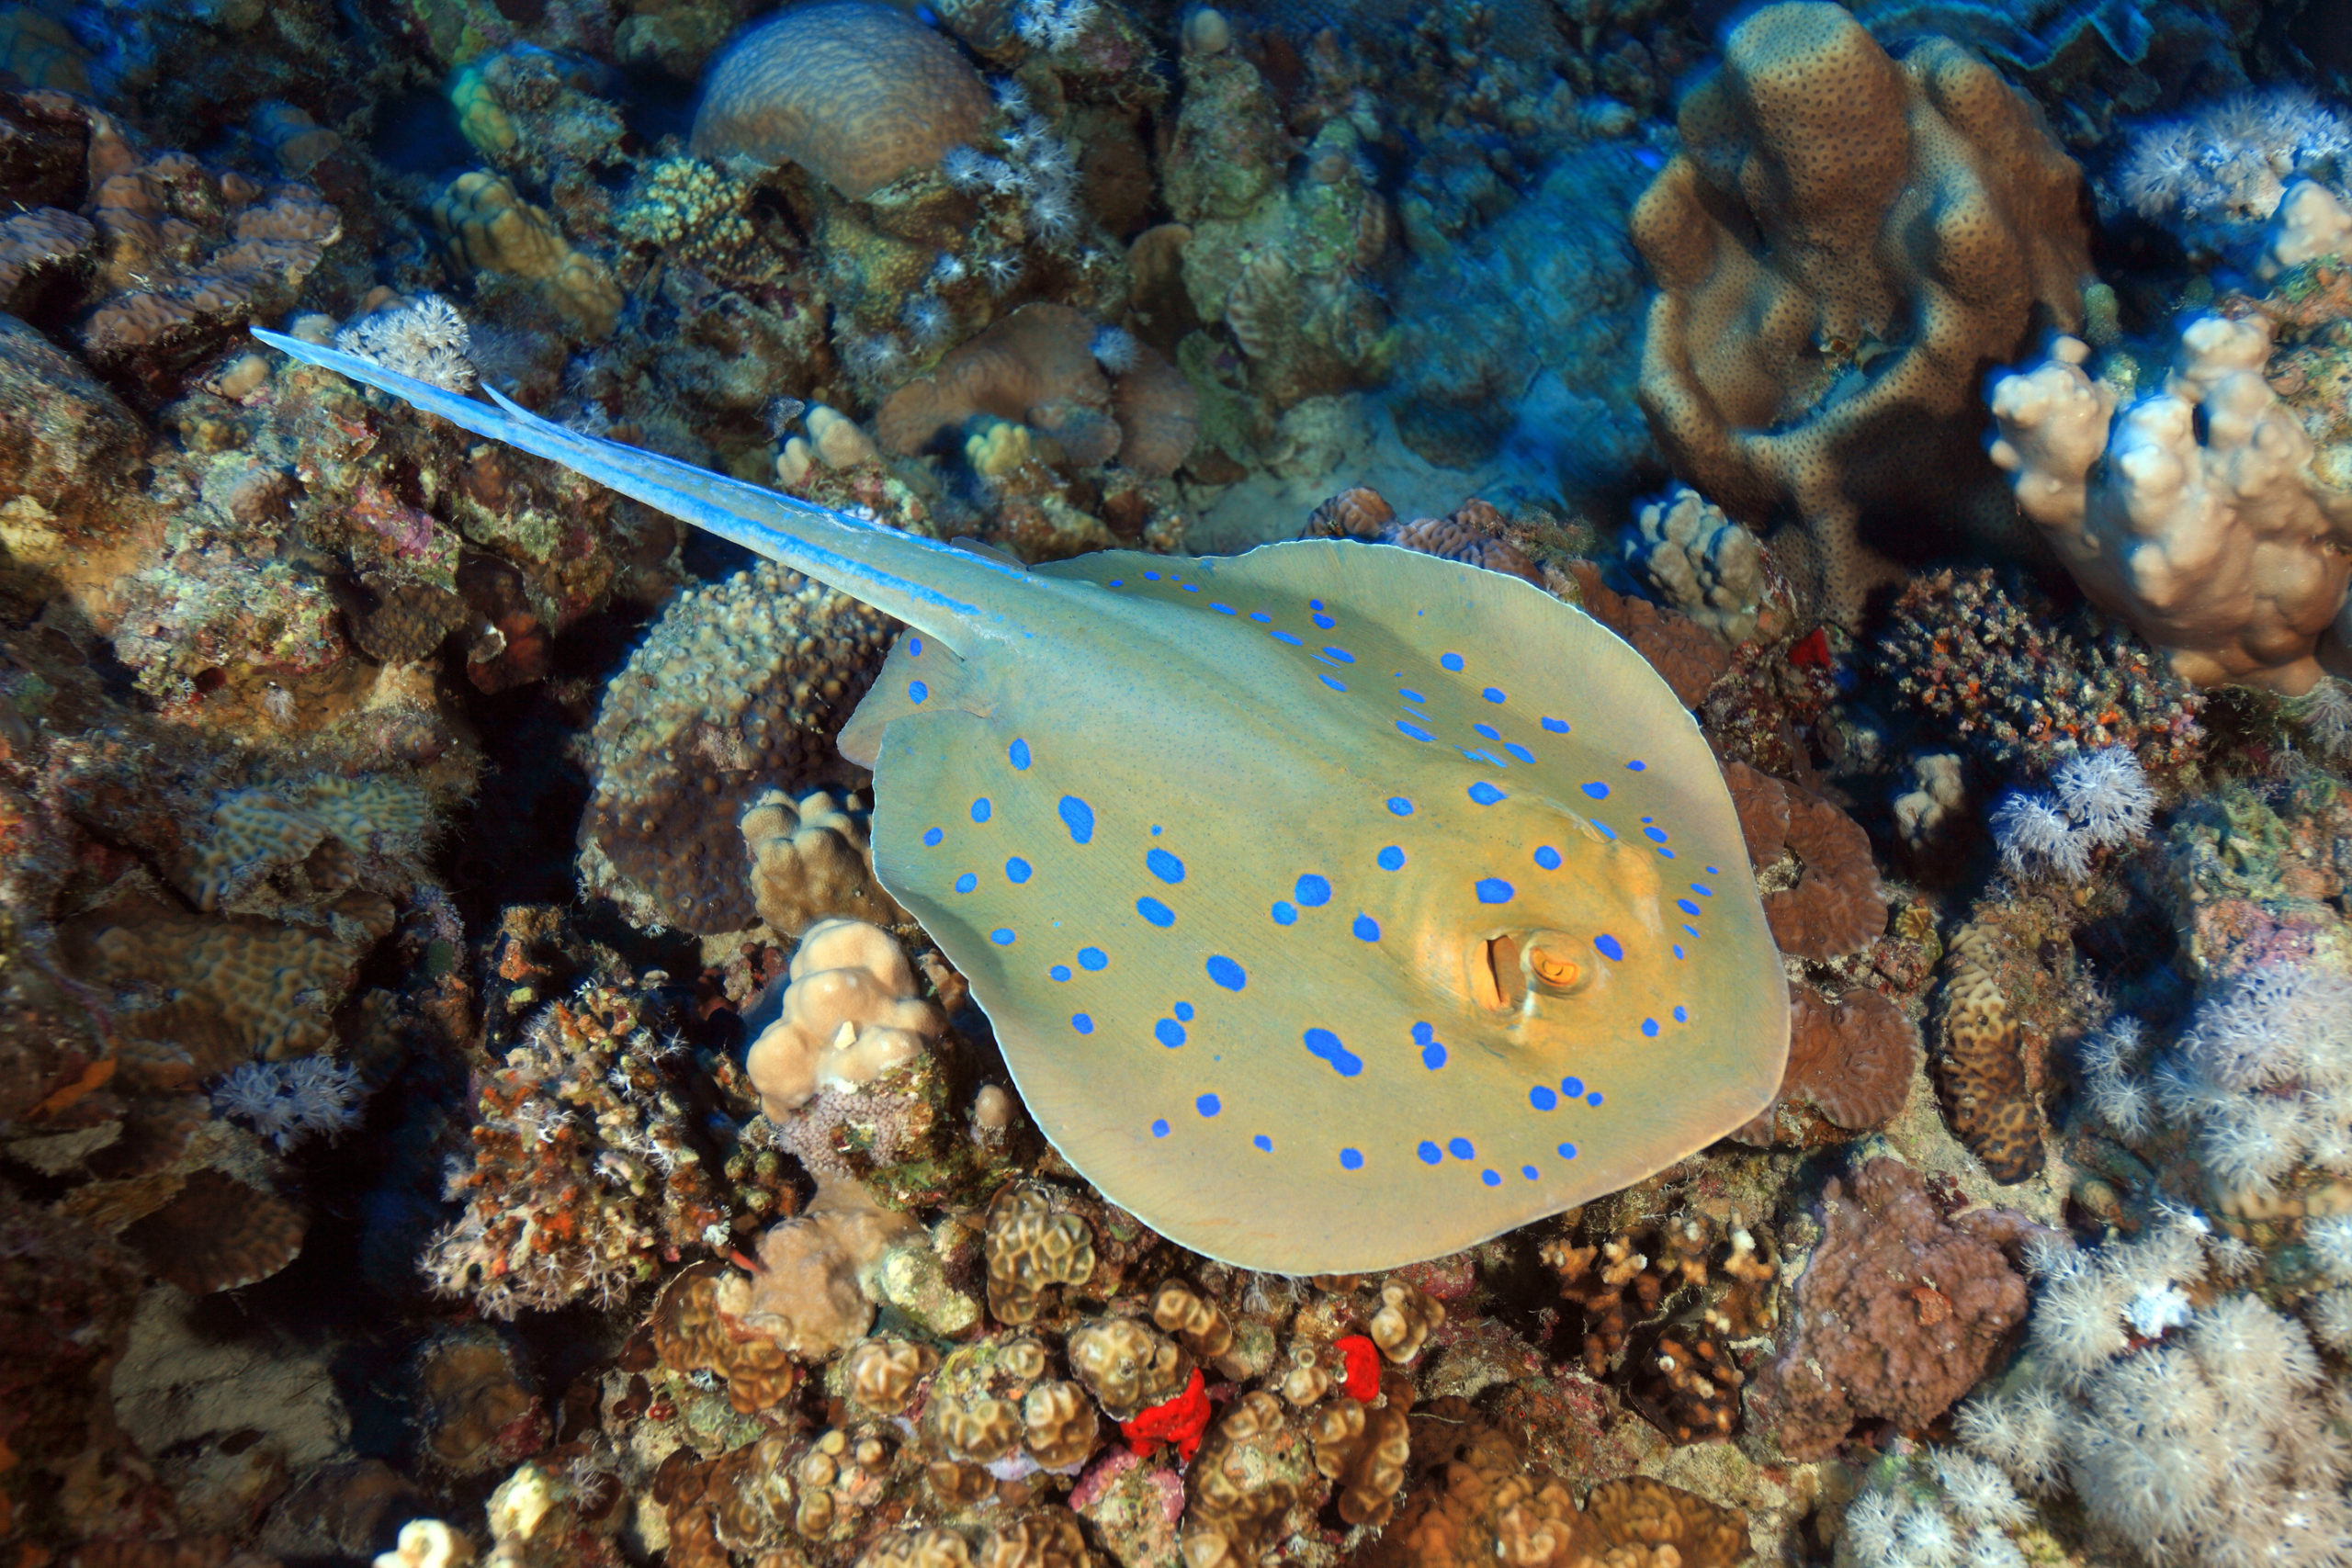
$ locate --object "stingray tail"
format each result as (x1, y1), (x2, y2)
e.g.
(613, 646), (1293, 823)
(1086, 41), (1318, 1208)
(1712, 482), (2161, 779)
(252, 329), (1035, 648)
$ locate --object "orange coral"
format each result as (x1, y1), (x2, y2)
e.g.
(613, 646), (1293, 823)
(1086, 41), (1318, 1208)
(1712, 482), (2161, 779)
(1738, 982), (1918, 1142)
(1722, 762), (1887, 959)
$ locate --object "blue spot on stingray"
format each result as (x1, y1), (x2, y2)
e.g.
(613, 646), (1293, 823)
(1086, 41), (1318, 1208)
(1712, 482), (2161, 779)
(1506, 742), (1535, 763)
(1399, 688), (1427, 703)
(1522, 1166), (1539, 1180)
(1468, 782), (1506, 805)
(1137, 897), (1175, 927)
(1377, 846), (1405, 871)
(1674, 1005), (1688, 1021)
(972, 797), (992, 822)
(1483, 687), (1506, 703)
(1474, 723), (1500, 739)
(1678, 899), (1702, 917)
(1476, 878), (1514, 903)
(1078, 946), (1107, 970)
(1659, 847), (1675, 859)
(1482, 1170), (1501, 1187)
(990, 928), (1015, 945)
(1588, 1091), (1604, 1106)
(1397, 721), (1433, 742)
(1058, 796), (1094, 843)
(1559, 1143), (1578, 1159)
(1272, 901), (1297, 925)
(1156, 1019), (1186, 1047)
(1644, 826), (1668, 843)
(1073, 1014), (1094, 1033)
(909, 680), (929, 704)
(1147, 848), (1186, 884)
(1320, 675), (1348, 693)
(910, 637), (923, 657)
(1323, 646), (1354, 663)
(1009, 738), (1031, 770)
(1447, 1136), (1474, 1159)
(1352, 913), (1381, 942)
(1340, 1148), (1364, 1170)
(1295, 874), (1331, 907)
(1198, 1094), (1221, 1117)
(1627, 760), (1646, 771)
(1642, 1018), (1659, 1037)
(1049, 965), (1072, 982)
(1533, 846), (1562, 870)
(1562, 1077), (1583, 1096)
(1311, 599), (1325, 609)
(1182, 583), (1199, 592)
(1542, 716), (1568, 733)
(1582, 782), (1610, 800)
(1175, 1001), (1194, 1021)
(1212, 603), (1236, 615)
(1248, 611), (1271, 624)
(1006, 858), (1032, 883)
(1311, 612), (1335, 631)
(1531, 1085), (1557, 1110)
(1253, 1134), (1272, 1151)
(1441, 652), (1464, 671)
(1304, 1028), (1363, 1076)
(1272, 629), (1303, 646)
(1152, 1119), (1170, 1136)
(1387, 797), (1414, 816)
(1110, 580), (1124, 588)
(955, 873), (978, 893)
(1206, 955), (1247, 990)
(1691, 884), (1713, 897)
(1595, 934), (1624, 962)
(1411, 1021), (1448, 1070)
(1418, 1142), (1442, 1165)
(923, 828), (943, 846)
(1674, 945), (1686, 959)
(1591, 820), (1617, 840)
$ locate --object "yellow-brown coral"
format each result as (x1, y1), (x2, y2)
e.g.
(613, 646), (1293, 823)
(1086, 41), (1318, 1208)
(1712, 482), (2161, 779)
(429, 170), (618, 337)
(745, 919), (945, 1120)
(741, 787), (908, 939)
(1936, 922), (2043, 1183)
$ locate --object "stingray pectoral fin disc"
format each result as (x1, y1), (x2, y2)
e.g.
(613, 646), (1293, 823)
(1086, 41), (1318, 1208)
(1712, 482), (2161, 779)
(868, 538), (1787, 1274)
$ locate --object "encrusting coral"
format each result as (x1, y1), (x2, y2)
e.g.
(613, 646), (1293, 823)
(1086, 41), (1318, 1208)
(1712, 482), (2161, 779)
(1631, 1), (2090, 620)
(1755, 1158), (2031, 1460)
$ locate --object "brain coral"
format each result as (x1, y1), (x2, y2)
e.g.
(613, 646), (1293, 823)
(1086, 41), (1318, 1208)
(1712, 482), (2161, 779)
(690, 1), (991, 201)
(1630, 1), (2089, 621)
(578, 563), (897, 936)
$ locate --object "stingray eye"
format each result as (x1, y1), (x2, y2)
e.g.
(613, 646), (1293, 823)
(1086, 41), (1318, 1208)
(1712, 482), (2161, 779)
(1522, 936), (1584, 995)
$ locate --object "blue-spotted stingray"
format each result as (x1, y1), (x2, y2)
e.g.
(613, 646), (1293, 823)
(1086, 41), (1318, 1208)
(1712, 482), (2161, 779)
(254, 328), (1790, 1274)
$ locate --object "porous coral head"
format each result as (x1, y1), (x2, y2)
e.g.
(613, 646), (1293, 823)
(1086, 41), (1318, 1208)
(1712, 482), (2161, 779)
(746, 918), (945, 1119)
(737, 1175), (923, 1359)
(1631, 2), (2090, 623)
(690, 1), (990, 201)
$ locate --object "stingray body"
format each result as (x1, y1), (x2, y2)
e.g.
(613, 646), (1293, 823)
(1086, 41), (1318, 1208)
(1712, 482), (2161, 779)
(255, 329), (1790, 1273)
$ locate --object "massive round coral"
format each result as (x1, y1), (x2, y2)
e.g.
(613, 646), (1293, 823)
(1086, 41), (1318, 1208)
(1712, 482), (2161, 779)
(690, 1), (991, 202)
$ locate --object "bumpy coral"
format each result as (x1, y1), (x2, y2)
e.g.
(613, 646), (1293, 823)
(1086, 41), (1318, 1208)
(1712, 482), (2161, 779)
(579, 563), (897, 935)
(690, 1), (991, 202)
(741, 788), (907, 939)
(877, 304), (1198, 479)
(1305, 492), (1544, 584)
(1622, 485), (1774, 645)
(745, 919), (944, 1121)
(1632, 2), (2089, 619)
(429, 171), (619, 339)
(1722, 762), (1888, 959)
(1937, 922), (2045, 1184)
(987, 1183), (1098, 1326)
(1987, 318), (2352, 693)
(739, 1177), (925, 1360)
(1561, 560), (1734, 709)
(1754, 1158), (2030, 1459)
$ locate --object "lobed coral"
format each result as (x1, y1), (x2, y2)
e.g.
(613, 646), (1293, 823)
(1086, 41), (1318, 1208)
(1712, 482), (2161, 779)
(1631, 2), (2090, 620)
(1937, 922), (2048, 1185)
(1988, 316), (2352, 692)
